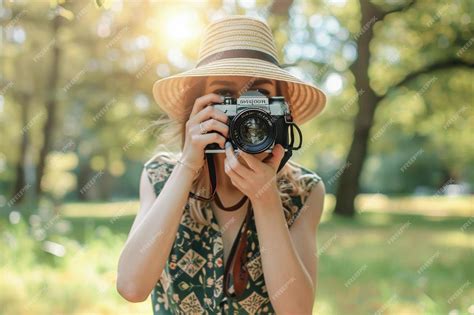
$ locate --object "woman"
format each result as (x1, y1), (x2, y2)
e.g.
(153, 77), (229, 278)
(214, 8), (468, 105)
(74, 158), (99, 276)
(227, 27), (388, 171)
(117, 15), (327, 314)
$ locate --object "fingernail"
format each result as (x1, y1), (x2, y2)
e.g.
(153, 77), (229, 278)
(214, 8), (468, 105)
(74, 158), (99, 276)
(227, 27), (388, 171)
(225, 141), (232, 149)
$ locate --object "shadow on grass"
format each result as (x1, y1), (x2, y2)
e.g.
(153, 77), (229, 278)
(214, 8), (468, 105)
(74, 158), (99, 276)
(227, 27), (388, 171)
(322, 212), (472, 231)
(63, 211), (473, 244)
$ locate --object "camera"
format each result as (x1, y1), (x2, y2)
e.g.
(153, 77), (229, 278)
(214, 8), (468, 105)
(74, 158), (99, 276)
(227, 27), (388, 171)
(204, 90), (302, 154)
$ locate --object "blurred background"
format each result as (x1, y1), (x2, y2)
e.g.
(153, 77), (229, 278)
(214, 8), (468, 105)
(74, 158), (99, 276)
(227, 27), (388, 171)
(0, 0), (473, 314)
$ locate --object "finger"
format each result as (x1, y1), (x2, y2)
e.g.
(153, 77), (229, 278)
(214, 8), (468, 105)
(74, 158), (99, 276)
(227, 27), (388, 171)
(192, 119), (229, 138)
(190, 93), (224, 118)
(265, 144), (285, 170)
(224, 157), (245, 184)
(191, 133), (226, 149)
(238, 150), (262, 171)
(225, 142), (253, 177)
(191, 104), (229, 125)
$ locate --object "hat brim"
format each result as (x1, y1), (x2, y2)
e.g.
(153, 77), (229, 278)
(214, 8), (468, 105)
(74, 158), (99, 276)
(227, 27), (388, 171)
(152, 58), (326, 125)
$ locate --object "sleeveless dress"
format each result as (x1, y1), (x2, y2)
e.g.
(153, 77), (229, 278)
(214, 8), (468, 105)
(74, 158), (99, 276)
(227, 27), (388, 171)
(143, 153), (322, 315)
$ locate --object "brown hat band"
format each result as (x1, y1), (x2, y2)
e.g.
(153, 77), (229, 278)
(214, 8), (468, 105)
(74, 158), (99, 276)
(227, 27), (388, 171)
(196, 49), (280, 68)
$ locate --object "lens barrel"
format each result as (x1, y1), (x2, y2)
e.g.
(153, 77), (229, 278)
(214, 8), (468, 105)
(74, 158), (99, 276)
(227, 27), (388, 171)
(229, 108), (275, 154)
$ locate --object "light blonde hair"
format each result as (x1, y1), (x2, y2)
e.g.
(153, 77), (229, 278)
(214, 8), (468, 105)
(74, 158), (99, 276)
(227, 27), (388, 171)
(148, 79), (305, 225)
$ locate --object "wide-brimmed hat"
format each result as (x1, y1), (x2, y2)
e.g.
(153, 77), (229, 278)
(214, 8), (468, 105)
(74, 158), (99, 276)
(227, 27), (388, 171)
(152, 15), (327, 125)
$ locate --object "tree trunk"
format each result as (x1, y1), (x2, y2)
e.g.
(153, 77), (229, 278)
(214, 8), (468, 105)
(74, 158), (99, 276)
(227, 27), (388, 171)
(11, 93), (31, 203)
(35, 15), (61, 196)
(77, 158), (93, 201)
(334, 0), (381, 217)
(269, 0), (293, 16)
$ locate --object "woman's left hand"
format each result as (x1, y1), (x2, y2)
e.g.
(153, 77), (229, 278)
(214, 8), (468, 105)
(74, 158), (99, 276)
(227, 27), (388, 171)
(224, 141), (285, 202)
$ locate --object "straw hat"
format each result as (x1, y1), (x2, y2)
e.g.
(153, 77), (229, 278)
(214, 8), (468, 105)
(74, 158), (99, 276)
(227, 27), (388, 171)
(152, 15), (327, 125)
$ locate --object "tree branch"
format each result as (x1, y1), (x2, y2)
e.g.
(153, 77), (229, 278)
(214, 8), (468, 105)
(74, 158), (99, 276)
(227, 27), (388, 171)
(384, 58), (474, 96)
(374, 0), (417, 20)
(268, 0), (294, 16)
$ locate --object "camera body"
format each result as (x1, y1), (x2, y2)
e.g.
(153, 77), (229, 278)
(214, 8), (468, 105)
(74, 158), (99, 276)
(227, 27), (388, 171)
(204, 90), (295, 154)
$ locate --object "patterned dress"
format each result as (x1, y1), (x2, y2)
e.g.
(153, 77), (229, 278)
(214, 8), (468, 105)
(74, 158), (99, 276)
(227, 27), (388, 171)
(144, 153), (322, 315)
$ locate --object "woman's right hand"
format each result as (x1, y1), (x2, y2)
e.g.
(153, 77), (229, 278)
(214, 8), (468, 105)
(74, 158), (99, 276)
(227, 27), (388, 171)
(181, 93), (229, 171)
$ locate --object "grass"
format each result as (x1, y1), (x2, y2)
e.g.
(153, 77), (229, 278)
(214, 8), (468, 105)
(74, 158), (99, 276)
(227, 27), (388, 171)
(0, 196), (473, 315)
(314, 213), (473, 315)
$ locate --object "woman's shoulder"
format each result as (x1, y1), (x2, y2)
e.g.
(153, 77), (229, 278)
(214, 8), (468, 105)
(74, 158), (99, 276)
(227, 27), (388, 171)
(287, 160), (323, 192)
(144, 150), (178, 168)
(279, 160), (324, 227)
(143, 151), (178, 188)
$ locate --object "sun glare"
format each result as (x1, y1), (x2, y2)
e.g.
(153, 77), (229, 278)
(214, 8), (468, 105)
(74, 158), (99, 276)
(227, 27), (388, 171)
(162, 10), (202, 45)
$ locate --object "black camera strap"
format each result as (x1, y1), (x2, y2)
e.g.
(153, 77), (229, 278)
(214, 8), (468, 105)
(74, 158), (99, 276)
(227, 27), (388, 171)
(289, 122), (303, 150)
(278, 149), (292, 173)
(206, 153), (251, 298)
(187, 153), (217, 202)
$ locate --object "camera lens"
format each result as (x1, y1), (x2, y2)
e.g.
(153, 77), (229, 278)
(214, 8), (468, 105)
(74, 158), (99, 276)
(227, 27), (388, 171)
(230, 109), (275, 154)
(239, 117), (267, 145)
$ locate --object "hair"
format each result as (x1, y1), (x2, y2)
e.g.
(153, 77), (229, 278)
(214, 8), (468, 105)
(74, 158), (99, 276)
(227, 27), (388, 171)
(148, 77), (306, 225)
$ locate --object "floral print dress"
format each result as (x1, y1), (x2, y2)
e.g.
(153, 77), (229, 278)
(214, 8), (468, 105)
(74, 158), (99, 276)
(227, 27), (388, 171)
(143, 153), (322, 315)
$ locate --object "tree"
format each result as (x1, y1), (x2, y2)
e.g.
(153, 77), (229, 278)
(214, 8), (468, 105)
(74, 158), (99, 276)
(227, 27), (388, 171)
(333, 0), (473, 216)
(35, 13), (62, 196)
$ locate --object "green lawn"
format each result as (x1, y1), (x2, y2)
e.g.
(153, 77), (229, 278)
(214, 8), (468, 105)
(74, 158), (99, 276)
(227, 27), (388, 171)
(314, 214), (473, 314)
(1, 197), (473, 315)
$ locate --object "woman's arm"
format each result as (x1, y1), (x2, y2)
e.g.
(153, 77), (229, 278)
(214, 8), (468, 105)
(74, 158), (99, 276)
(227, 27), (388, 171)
(116, 163), (196, 302)
(224, 144), (325, 313)
(116, 93), (228, 302)
(252, 181), (325, 314)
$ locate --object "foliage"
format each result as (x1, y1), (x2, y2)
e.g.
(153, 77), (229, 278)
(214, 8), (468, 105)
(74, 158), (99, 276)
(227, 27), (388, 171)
(1, 0), (472, 203)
